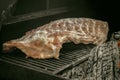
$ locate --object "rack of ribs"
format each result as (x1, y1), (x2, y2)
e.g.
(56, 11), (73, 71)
(3, 18), (109, 59)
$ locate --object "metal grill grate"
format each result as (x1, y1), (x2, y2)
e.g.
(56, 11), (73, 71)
(0, 43), (95, 75)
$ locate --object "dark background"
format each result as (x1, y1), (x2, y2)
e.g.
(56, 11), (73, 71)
(0, 0), (120, 31)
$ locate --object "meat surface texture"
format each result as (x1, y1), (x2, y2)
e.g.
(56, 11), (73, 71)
(3, 18), (109, 59)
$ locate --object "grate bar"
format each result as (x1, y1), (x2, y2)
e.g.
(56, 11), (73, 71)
(53, 54), (89, 74)
(1, 56), (54, 72)
(0, 44), (95, 74)
(4, 55), (59, 71)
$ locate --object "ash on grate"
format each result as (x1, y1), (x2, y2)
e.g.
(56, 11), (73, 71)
(61, 60), (89, 80)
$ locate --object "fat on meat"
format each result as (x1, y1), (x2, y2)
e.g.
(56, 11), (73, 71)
(3, 18), (109, 59)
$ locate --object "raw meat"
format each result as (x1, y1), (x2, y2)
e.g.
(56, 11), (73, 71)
(3, 18), (109, 59)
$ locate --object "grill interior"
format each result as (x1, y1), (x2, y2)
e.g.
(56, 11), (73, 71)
(0, 0), (120, 80)
(0, 43), (95, 75)
(0, 11), (96, 80)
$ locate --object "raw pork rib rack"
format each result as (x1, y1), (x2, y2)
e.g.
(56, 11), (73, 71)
(3, 18), (109, 59)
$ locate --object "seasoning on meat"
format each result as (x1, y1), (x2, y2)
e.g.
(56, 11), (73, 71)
(3, 18), (109, 59)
